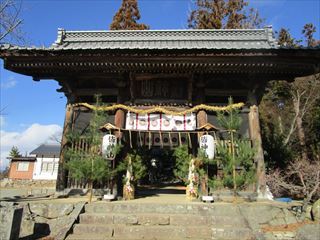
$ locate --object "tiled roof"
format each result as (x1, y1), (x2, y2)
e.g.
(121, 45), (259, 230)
(9, 157), (36, 161)
(30, 144), (61, 157)
(0, 27), (279, 51)
(52, 27), (279, 50)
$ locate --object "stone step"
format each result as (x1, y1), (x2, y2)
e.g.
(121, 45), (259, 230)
(66, 234), (210, 240)
(85, 202), (241, 216)
(66, 234), (109, 240)
(73, 224), (113, 236)
(79, 213), (247, 227)
(72, 224), (253, 240)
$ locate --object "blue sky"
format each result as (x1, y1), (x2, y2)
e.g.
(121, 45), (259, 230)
(0, 0), (319, 169)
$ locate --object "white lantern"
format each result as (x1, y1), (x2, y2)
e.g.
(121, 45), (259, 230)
(199, 134), (215, 160)
(102, 134), (117, 160)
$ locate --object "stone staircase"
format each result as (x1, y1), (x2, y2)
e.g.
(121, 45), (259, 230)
(66, 202), (255, 240)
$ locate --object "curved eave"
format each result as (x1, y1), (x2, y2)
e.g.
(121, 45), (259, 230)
(1, 46), (320, 55)
(1, 47), (319, 80)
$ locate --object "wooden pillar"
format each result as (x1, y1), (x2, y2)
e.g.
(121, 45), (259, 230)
(56, 103), (73, 192)
(114, 77), (127, 196)
(114, 110), (125, 136)
(129, 72), (136, 103)
(115, 78), (127, 138)
(248, 105), (266, 197)
(196, 75), (207, 128)
(187, 75), (194, 104)
(195, 74), (205, 104)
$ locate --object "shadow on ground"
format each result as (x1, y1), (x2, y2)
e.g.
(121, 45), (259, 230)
(135, 184), (185, 199)
(0, 194), (52, 202)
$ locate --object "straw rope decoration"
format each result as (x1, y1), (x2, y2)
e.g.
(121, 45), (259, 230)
(73, 102), (244, 115)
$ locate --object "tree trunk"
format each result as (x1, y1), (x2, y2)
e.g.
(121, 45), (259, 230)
(293, 97), (308, 161)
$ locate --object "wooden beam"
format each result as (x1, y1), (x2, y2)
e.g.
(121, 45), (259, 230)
(205, 89), (248, 96)
(74, 88), (118, 96)
(135, 73), (189, 81)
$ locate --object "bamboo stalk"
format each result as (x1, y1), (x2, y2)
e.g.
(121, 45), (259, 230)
(230, 131), (237, 198)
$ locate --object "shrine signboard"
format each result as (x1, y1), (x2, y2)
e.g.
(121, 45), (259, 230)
(102, 134), (117, 160)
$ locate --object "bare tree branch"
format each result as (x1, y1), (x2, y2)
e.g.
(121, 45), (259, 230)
(267, 158), (320, 211)
(0, 0), (24, 44)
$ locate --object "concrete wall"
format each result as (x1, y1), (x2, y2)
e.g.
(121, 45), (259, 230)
(8, 161), (35, 180)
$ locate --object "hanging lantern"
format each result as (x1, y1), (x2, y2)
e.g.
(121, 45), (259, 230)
(199, 134), (215, 160)
(102, 134), (117, 160)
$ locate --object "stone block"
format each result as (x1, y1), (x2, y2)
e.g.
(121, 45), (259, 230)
(311, 199), (320, 221)
(85, 203), (113, 213)
(28, 202), (74, 219)
(170, 214), (208, 226)
(210, 216), (247, 227)
(264, 232), (277, 240)
(54, 202), (86, 240)
(80, 213), (113, 224)
(285, 216), (298, 225)
(66, 233), (106, 240)
(72, 224), (113, 236)
(269, 218), (287, 226)
(185, 226), (212, 238)
(272, 231), (296, 239)
(0, 202), (23, 240)
(305, 205), (313, 220)
(138, 214), (170, 225)
(113, 225), (186, 239)
(212, 227), (253, 240)
(296, 224), (320, 240)
(113, 214), (139, 225)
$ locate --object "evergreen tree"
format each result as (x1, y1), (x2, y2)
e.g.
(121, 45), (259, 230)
(116, 150), (147, 185)
(225, 0), (248, 29)
(173, 144), (192, 184)
(217, 97), (242, 132)
(110, 0), (149, 30)
(215, 98), (255, 195)
(188, 0), (264, 29)
(302, 23), (319, 47)
(65, 96), (112, 202)
(9, 146), (21, 158)
(276, 24), (319, 48)
(276, 28), (297, 47)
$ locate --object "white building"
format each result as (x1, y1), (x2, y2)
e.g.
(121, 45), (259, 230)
(30, 144), (61, 180)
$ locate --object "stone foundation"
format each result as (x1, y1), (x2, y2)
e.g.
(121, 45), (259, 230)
(0, 178), (56, 188)
(0, 201), (85, 240)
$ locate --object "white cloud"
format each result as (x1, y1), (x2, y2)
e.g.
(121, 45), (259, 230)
(0, 123), (62, 170)
(0, 76), (17, 89)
